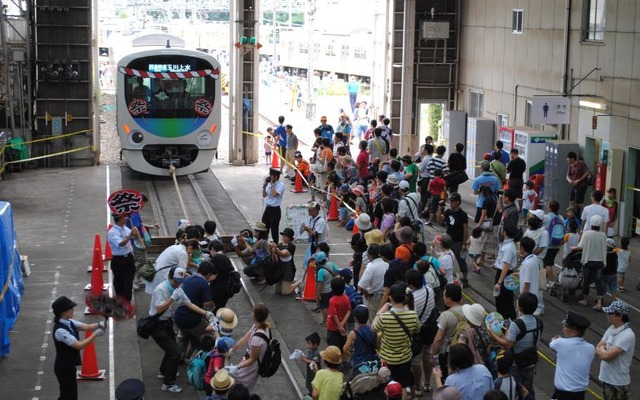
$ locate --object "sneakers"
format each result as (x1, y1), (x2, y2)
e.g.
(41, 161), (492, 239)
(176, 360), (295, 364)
(546, 281), (556, 289)
(578, 299), (588, 306)
(157, 371), (180, 379)
(618, 287), (625, 293)
(533, 309), (544, 317)
(161, 384), (183, 393)
(132, 280), (145, 290)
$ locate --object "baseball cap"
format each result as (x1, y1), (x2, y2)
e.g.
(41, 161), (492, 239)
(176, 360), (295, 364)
(169, 267), (187, 283)
(398, 180), (410, 191)
(338, 268), (353, 279)
(602, 300), (630, 316)
(530, 209), (544, 220)
(590, 214), (603, 227)
(385, 381), (403, 399)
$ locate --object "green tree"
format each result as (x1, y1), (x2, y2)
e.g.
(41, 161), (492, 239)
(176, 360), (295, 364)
(428, 104), (442, 141)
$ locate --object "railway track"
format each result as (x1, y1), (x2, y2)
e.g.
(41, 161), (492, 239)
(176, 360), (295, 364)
(144, 171), (305, 399)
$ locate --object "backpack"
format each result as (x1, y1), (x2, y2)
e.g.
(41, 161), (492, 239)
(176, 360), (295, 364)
(421, 257), (448, 290)
(187, 350), (209, 391)
(450, 308), (470, 345)
(512, 317), (543, 368)
(225, 271), (242, 296)
(548, 215), (566, 247)
(262, 254), (283, 285)
(346, 286), (363, 312)
(254, 330), (282, 378)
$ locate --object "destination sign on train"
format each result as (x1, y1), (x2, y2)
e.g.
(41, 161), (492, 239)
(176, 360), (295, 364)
(148, 63), (194, 73)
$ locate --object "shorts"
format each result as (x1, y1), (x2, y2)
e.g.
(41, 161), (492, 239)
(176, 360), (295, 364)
(570, 185), (587, 204)
(521, 208), (529, 219)
(429, 196), (441, 213)
(508, 179), (524, 199)
(326, 329), (346, 350)
(544, 248), (560, 267)
(387, 360), (414, 388)
(602, 274), (617, 294)
(602, 382), (630, 400)
(265, 151), (272, 156)
(339, 207), (349, 221)
(319, 292), (332, 309)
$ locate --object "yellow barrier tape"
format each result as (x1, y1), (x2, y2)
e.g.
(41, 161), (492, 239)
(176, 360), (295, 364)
(4, 145), (95, 165)
(243, 129), (357, 214)
(462, 288), (604, 400)
(625, 185), (640, 193)
(7, 129), (94, 146)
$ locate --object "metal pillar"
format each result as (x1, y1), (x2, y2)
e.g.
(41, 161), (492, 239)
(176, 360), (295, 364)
(398, 0), (416, 155)
(229, 0), (260, 165)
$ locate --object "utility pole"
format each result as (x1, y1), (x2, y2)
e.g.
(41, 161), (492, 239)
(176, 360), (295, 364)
(306, 0), (315, 120)
(272, 0), (276, 62)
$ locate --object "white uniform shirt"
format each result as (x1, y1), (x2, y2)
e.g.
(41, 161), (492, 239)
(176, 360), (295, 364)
(438, 250), (455, 283)
(264, 181), (285, 207)
(358, 257), (388, 296)
(598, 324), (635, 386)
(495, 239), (517, 271)
(549, 337), (595, 392)
(519, 254), (539, 295)
(54, 319), (82, 346)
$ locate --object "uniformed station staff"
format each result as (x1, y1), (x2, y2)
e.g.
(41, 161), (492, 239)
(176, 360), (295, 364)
(51, 296), (106, 400)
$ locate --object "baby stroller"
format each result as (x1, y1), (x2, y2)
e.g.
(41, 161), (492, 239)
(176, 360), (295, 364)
(550, 251), (583, 302)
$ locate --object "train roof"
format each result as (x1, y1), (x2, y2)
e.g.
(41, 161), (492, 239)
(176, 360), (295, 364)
(132, 33), (185, 48)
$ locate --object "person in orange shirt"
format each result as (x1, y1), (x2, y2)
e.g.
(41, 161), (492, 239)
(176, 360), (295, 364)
(293, 151), (311, 182)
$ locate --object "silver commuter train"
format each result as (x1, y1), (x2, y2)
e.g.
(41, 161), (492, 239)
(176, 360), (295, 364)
(116, 34), (221, 176)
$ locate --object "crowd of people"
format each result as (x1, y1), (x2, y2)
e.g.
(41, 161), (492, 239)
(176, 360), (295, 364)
(50, 125), (635, 400)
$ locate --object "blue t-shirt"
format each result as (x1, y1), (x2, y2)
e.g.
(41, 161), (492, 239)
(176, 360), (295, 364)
(174, 274), (211, 329)
(500, 149), (510, 165)
(444, 364), (493, 400)
(318, 124), (335, 144)
(276, 124), (287, 147)
(348, 81), (360, 94)
(471, 172), (502, 207)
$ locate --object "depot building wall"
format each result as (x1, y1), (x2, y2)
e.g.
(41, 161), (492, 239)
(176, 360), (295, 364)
(456, 0), (640, 235)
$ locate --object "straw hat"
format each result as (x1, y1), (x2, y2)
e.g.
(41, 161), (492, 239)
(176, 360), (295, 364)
(364, 229), (385, 246)
(210, 369), (234, 391)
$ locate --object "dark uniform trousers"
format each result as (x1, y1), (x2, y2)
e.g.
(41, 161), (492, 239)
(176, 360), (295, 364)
(111, 253), (135, 301)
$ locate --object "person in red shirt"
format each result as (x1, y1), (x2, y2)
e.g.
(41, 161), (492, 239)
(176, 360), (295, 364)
(427, 168), (447, 226)
(326, 277), (351, 353)
(356, 140), (370, 182)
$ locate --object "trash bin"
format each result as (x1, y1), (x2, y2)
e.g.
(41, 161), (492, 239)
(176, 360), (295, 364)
(7, 137), (28, 161)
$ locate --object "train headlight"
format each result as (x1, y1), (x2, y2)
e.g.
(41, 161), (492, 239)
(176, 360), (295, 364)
(196, 130), (213, 146)
(129, 130), (144, 145)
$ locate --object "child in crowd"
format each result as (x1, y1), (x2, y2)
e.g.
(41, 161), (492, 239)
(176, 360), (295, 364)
(468, 226), (484, 273)
(326, 277), (351, 351)
(493, 350), (528, 400)
(338, 268), (359, 332)
(203, 336), (235, 396)
(562, 220), (580, 261)
(337, 184), (352, 227)
(427, 168), (447, 227)
(342, 305), (378, 371)
(380, 198), (396, 238)
(603, 238), (618, 300)
(615, 237), (630, 293)
(521, 181), (537, 225)
(564, 207), (581, 231)
(264, 134), (273, 165)
(310, 346), (344, 400)
(602, 188), (618, 238)
(299, 332), (322, 396)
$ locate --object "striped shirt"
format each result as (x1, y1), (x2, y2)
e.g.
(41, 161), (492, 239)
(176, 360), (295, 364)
(373, 308), (419, 365)
(427, 156), (448, 179)
(412, 285), (436, 324)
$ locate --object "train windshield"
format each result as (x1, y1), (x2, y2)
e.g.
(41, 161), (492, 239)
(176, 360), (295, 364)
(123, 55), (216, 119)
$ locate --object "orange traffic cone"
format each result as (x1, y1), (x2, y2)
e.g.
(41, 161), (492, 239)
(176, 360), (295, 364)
(327, 189), (339, 221)
(103, 224), (113, 262)
(271, 148), (280, 169)
(85, 235), (108, 313)
(300, 259), (317, 302)
(290, 171), (308, 193)
(77, 331), (106, 380)
(352, 207), (361, 234)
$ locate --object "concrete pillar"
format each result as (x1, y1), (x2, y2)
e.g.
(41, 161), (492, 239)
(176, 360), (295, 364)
(398, 0), (416, 156)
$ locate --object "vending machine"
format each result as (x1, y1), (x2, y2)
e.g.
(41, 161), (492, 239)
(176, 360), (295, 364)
(442, 110), (467, 158)
(513, 128), (558, 177)
(467, 117), (495, 179)
(498, 126), (516, 151)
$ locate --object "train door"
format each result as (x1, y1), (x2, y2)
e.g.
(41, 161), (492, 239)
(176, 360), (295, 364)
(416, 100), (446, 150)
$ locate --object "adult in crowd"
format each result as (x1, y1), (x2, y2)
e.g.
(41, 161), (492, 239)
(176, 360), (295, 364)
(368, 127), (387, 163)
(543, 201), (565, 288)
(262, 167), (285, 243)
(581, 190), (609, 231)
(493, 227), (518, 320)
(432, 284), (464, 380)
(317, 115), (335, 145)
(522, 210), (548, 316)
(52, 296), (105, 400)
(566, 151), (591, 215)
(302, 202), (328, 255)
(174, 261), (216, 358)
(358, 244), (388, 319)
(444, 192), (469, 286)
(476, 185), (499, 268)
(285, 124), (299, 177)
(272, 227), (297, 295)
(379, 240), (411, 307)
(402, 155), (419, 192)
(490, 151), (507, 186)
(549, 311), (595, 400)
(373, 283), (420, 395)
(457, 303), (492, 367)
(596, 301), (635, 400)
(149, 267), (213, 393)
(229, 303), (272, 390)
(517, 237), (540, 303)
(445, 143), (467, 194)
(146, 238), (199, 294)
(437, 234), (456, 284)
(506, 148), (526, 205)
(433, 343), (493, 400)
(275, 116), (287, 171)
(497, 189), (519, 242)
(397, 180), (420, 221)
(406, 268), (437, 396)
(108, 213), (140, 302)
(418, 144), (434, 212)
(125, 193), (160, 290)
(571, 215), (607, 311)
(356, 140), (369, 181)
(209, 253), (235, 311)
(471, 160), (502, 223)
(495, 141), (510, 165)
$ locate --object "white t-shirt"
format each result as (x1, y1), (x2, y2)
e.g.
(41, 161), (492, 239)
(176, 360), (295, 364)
(495, 239), (517, 271)
(616, 249), (630, 273)
(519, 254), (539, 295)
(438, 250), (455, 283)
(563, 232), (580, 259)
(308, 215), (328, 244)
(469, 236), (483, 256)
(146, 244), (189, 294)
(581, 204), (609, 231)
(524, 227), (549, 262)
(358, 257), (389, 296)
(522, 189), (537, 210)
(598, 324), (635, 386)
